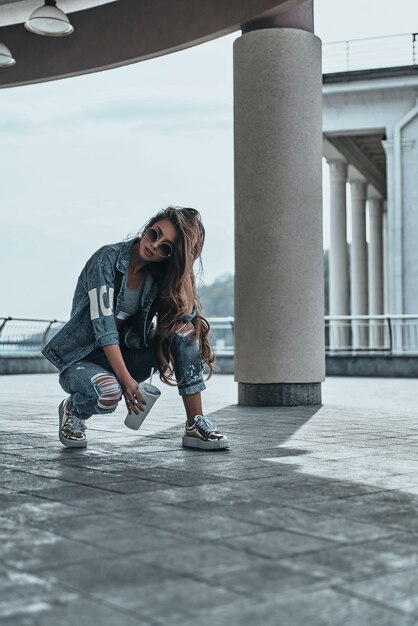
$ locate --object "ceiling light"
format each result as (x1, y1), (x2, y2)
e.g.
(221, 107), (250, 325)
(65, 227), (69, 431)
(0, 43), (15, 67)
(25, 0), (74, 37)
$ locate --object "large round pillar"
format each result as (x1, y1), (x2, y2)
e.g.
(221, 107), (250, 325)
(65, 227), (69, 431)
(328, 160), (349, 350)
(234, 17), (324, 406)
(350, 179), (368, 349)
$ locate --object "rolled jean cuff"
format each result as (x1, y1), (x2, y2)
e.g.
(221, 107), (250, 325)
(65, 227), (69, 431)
(178, 379), (206, 396)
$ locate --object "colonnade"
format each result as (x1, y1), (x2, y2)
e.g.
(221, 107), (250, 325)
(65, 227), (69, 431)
(327, 159), (385, 350)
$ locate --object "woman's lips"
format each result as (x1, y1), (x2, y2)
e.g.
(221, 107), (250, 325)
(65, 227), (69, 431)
(144, 247), (154, 258)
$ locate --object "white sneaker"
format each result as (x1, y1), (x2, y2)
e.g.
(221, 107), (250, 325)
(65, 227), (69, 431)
(182, 415), (229, 450)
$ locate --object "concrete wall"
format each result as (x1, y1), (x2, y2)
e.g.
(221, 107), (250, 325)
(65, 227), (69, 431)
(326, 355), (418, 378)
(323, 77), (418, 138)
(214, 354), (418, 377)
(0, 357), (57, 375)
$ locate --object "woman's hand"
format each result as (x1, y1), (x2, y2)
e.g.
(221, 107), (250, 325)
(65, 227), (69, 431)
(120, 375), (147, 414)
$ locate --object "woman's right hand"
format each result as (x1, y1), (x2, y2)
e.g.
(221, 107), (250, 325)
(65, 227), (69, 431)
(121, 376), (147, 414)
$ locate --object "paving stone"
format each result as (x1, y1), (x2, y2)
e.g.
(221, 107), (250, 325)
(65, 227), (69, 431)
(1, 527), (116, 572)
(180, 586), (417, 626)
(336, 566), (418, 615)
(118, 466), (226, 487)
(277, 535), (418, 583)
(31, 484), (168, 512)
(0, 475), (82, 493)
(0, 569), (81, 621)
(213, 503), (401, 543)
(303, 492), (418, 531)
(108, 502), (264, 538)
(212, 562), (327, 600)
(135, 543), (272, 579)
(90, 576), (243, 622)
(1, 500), (90, 526)
(44, 555), (175, 593)
(220, 527), (336, 558)
(25, 511), (138, 538)
(80, 525), (184, 555)
(0, 593), (152, 626)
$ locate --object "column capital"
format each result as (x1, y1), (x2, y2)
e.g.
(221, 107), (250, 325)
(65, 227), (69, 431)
(349, 179), (367, 201)
(328, 160), (347, 182)
(382, 138), (415, 154)
(242, 0), (314, 34)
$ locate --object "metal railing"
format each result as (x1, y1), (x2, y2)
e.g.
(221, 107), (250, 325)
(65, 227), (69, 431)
(2, 315), (418, 358)
(209, 315), (418, 357)
(325, 315), (418, 355)
(0, 317), (64, 356)
(0, 317), (234, 357)
(207, 317), (234, 356)
(323, 32), (418, 74)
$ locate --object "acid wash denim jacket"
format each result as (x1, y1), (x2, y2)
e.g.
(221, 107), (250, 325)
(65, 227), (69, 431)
(42, 238), (164, 373)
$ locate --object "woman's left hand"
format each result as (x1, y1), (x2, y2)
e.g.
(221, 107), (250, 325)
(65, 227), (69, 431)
(121, 375), (146, 414)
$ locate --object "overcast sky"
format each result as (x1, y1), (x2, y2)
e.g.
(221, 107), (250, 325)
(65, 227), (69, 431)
(1, 0), (417, 319)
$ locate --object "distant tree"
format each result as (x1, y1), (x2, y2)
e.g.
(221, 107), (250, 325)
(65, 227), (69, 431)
(200, 256), (333, 318)
(198, 273), (234, 317)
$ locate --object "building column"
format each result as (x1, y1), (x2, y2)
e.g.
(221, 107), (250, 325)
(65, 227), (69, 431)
(368, 196), (384, 348)
(383, 202), (389, 314)
(382, 139), (397, 314)
(350, 179), (368, 349)
(328, 160), (349, 349)
(234, 1), (325, 406)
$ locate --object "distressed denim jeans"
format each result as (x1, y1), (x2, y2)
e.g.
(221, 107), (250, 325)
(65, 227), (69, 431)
(59, 332), (206, 420)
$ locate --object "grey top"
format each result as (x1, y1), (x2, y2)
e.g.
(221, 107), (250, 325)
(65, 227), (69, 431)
(116, 273), (145, 320)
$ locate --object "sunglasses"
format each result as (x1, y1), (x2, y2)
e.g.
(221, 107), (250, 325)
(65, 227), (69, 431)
(144, 227), (174, 258)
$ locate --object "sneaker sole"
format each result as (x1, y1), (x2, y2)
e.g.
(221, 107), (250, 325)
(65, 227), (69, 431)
(182, 436), (230, 450)
(58, 401), (87, 449)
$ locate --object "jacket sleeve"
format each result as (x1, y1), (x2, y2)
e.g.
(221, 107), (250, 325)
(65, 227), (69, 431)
(81, 247), (120, 347)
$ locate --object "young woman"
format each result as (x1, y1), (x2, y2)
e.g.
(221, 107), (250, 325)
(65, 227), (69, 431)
(42, 206), (229, 451)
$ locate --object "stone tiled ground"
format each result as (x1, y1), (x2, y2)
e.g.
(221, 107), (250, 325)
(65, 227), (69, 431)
(1, 373), (418, 625)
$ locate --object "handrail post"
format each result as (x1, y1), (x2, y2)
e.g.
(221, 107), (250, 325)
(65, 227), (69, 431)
(386, 316), (393, 355)
(413, 33), (417, 65)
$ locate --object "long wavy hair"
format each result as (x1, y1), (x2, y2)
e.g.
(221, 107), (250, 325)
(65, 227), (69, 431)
(139, 206), (214, 385)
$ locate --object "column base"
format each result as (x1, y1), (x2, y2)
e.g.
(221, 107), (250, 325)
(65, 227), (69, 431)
(238, 382), (322, 406)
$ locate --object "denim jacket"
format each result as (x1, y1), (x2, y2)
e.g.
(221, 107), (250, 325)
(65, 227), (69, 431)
(42, 238), (162, 372)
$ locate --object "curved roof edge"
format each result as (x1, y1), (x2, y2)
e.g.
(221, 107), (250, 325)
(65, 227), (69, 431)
(0, 0), (300, 89)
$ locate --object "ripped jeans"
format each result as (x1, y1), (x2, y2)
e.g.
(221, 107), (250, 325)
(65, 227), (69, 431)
(58, 331), (206, 420)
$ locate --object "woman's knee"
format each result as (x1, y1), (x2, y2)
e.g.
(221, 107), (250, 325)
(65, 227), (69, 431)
(91, 372), (122, 413)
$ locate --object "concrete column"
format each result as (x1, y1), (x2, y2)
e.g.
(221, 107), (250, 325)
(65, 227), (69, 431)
(234, 18), (324, 406)
(328, 160), (349, 349)
(350, 179), (368, 349)
(382, 139), (397, 314)
(368, 196), (384, 349)
(383, 202), (388, 314)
